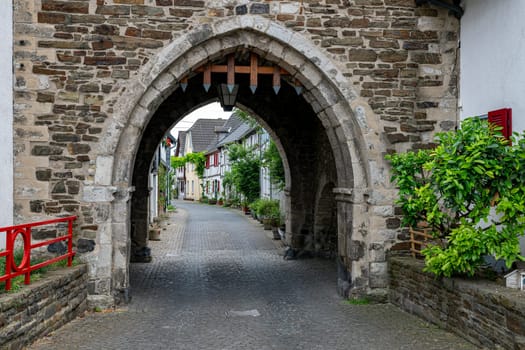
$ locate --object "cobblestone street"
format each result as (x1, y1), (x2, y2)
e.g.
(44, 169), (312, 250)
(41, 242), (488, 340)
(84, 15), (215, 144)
(30, 201), (477, 350)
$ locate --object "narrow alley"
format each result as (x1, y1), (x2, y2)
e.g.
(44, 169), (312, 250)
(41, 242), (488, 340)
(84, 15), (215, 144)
(30, 201), (476, 350)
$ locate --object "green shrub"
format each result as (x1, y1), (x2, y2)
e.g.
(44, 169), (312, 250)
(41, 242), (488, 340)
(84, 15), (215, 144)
(0, 248), (77, 293)
(386, 117), (525, 277)
(254, 199), (281, 224)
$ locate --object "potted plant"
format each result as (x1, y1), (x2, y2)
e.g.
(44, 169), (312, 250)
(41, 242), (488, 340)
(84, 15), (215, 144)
(256, 199), (280, 230)
(217, 197), (224, 206)
(241, 199), (250, 214)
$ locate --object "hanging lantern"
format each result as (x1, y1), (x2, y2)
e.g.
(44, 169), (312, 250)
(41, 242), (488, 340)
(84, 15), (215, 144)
(217, 83), (239, 112)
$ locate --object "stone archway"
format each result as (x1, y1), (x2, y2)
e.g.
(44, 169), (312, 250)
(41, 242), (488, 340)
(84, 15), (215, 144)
(313, 182), (337, 258)
(93, 16), (390, 304)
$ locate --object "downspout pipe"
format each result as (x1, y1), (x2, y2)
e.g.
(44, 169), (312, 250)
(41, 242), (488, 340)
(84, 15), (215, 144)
(415, 0), (464, 19)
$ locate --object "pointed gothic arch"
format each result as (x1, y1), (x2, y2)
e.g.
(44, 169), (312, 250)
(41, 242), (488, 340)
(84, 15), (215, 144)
(91, 16), (389, 302)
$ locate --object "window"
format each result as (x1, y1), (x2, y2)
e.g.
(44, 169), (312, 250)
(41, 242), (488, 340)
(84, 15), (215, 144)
(488, 108), (512, 140)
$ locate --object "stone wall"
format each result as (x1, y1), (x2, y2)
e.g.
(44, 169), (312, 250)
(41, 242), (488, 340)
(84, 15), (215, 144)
(0, 265), (88, 349)
(13, 0), (458, 221)
(389, 257), (525, 349)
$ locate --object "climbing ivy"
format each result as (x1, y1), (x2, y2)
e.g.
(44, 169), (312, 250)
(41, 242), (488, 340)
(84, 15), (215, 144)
(386, 117), (525, 277)
(171, 152), (206, 178)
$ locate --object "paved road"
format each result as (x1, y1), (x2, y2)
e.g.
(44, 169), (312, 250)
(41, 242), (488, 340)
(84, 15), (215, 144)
(30, 201), (478, 350)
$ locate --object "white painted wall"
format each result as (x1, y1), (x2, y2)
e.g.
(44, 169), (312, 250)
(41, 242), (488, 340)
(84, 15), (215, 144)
(461, 0), (525, 254)
(0, 1), (13, 242)
(460, 0), (525, 134)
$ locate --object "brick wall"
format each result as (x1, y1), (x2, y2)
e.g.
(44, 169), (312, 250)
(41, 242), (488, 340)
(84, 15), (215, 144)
(0, 265), (88, 349)
(389, 256), (525, 349)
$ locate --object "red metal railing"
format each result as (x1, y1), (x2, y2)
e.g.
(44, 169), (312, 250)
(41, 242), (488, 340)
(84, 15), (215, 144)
(0, 216), (76, 291)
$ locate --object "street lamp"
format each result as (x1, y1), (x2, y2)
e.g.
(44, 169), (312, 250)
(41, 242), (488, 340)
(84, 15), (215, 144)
(217, 83), (239, 112)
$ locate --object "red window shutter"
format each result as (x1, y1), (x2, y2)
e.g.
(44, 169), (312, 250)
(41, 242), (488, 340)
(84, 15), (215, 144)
(217, 180), (220, 193)
(488, 108), (512, 140)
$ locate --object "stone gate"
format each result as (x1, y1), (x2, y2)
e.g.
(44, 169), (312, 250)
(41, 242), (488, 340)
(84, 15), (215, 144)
(13, 0), (459, 306)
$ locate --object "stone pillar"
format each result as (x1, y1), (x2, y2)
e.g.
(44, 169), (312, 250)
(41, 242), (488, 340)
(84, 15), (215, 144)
(334, 188), (355, 297)
(111, 186), (133, 304)
(82, 184), (118, 308)
(334, 186), (390, 301)
(282, 187), (293, 247)
(130, 186), (151, 262)
(0, 0), (13, 243)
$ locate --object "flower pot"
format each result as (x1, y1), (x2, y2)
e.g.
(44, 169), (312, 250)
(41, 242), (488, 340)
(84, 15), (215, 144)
(272, 227), (281, 240)
(262, 218), (272, 230)
(149, 228), (161, 241)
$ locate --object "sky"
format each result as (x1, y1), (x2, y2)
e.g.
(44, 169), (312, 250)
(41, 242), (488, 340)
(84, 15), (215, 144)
(170, 102), (232, 137)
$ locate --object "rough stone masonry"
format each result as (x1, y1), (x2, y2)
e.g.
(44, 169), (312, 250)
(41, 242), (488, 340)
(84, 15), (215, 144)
(13, 0), (459, 306)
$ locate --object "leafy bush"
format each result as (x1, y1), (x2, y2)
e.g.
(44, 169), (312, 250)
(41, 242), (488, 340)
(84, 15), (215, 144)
(386, 118), (525, 277)
(253, 199), (281, 224)
(227, 143), (261, 203)
(263, 141), (285, 190)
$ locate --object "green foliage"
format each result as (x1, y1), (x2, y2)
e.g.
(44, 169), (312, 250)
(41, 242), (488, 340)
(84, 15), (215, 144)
(263, 141), (285, 190)
(171, 152), (206, 178)
(0, 248), (77, 293)
(254, 199), (281, 221)
(386, 117), (525, 277)
(158, 163), (167, 211)
(171, 156), (186, 169)
(227, 143), (261, 203)
(233, 108), (261, 131)
(186, 152), (206, 178)
(345, 297), (371, 305)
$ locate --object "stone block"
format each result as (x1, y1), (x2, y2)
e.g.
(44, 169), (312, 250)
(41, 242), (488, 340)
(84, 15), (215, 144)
(347, 240), (365, 261)
(369, 262), (388, 288)
(82, 186), (117, 202)
(266, 20), (293, 44)
(173, 0), (204, 6)
(95, 156), (114, 186)
(95, 5), (130, 16)
(250, 3), (269, 14)
(280, 2), (300, 14)
(41, 0), (89, 14)
(37, 12), (68, 24)
(115, 0), (144, 3)
(67, 143), (91, 155)
(132, 5), (164, 17)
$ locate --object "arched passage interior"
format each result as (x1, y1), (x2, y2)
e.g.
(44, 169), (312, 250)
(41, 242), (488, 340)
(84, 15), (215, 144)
(130, 53), (340, 265)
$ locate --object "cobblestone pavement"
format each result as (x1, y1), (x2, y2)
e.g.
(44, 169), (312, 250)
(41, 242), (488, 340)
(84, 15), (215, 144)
(30, 201), (478, 350)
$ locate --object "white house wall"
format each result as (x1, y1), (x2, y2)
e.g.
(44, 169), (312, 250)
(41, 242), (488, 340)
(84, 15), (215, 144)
(460, 0), (525, 133)
(461, 0), (525, 254)
(0, 0), (13, 242)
